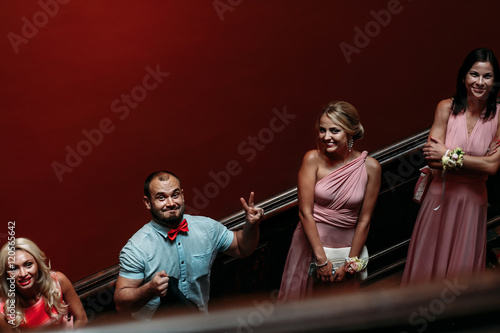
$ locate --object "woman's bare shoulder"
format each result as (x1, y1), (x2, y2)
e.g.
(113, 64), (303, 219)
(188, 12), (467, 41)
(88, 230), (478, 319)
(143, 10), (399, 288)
(365, 155), (381, 174)
(303, 149), (321, 163)
(436, 98), (453, 113)
(54, 271), (71, 289)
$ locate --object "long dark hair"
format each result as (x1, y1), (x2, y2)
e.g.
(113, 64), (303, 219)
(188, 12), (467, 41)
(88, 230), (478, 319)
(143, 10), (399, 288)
(452, 47), (500, 119)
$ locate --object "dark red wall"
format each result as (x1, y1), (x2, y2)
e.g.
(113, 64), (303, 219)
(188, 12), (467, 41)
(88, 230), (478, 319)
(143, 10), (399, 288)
(1, 0), (499, 282)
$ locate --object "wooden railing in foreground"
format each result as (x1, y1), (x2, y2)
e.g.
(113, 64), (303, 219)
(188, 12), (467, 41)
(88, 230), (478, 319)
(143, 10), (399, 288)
(70, 272), (500, 333)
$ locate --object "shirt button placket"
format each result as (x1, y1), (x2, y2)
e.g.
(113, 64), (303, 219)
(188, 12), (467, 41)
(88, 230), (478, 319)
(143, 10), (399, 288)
(176, 239), (188, 294)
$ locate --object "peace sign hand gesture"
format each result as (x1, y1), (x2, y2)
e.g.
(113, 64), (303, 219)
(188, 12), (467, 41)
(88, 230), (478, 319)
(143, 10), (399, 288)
(240, 192), (264, 225)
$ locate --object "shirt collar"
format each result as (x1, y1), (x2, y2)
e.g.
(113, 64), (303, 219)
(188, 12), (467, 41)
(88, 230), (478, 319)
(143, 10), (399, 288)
(150, 220), (171, 239)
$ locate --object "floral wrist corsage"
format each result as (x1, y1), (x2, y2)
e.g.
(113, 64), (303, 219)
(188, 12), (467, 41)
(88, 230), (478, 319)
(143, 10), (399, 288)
(344, 256), (368, 274)
(441, 147), (464, 170)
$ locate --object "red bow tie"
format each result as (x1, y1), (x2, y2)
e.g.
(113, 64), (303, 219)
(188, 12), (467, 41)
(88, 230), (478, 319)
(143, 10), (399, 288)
(167, 219), (189, 241)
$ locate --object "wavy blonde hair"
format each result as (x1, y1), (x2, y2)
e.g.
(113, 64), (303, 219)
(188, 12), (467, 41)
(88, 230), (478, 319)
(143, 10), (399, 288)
(0, 238), (68, 328)
(317, 101), (365, 142)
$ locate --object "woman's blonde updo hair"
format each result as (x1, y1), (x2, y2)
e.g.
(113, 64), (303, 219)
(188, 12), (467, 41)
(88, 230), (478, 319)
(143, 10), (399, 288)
(317, 101), (364, 141)
(0, 238), (68, 328)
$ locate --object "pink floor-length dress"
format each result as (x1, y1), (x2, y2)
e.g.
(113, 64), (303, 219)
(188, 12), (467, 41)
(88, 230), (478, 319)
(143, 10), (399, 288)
(402, 107), (499, 285)
(278, 151), (369, 302)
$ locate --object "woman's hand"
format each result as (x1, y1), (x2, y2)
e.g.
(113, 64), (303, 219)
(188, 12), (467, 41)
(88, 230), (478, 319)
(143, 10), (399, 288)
(333, 265), (347, 283)
(487, 137), (500, 156)
(423, 136), (447, 161)
(316, 261), (334, 283)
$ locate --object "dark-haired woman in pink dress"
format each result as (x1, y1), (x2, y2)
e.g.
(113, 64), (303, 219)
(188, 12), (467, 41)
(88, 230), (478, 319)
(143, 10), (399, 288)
(403, 48), (500, 285)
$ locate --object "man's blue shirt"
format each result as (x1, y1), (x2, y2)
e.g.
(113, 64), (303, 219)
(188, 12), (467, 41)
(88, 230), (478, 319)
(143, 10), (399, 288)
(118, 214), (234, 320)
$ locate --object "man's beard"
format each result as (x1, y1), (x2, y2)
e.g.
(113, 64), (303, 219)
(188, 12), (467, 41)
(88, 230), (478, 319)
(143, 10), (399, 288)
(151, 204), (185, 227)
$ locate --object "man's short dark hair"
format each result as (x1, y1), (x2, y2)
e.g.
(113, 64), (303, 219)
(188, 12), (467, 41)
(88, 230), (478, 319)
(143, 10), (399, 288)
(144, 171), (181, 198)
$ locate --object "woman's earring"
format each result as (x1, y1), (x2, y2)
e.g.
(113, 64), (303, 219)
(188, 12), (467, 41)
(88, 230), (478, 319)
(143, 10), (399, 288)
(348, 138), (353, 152)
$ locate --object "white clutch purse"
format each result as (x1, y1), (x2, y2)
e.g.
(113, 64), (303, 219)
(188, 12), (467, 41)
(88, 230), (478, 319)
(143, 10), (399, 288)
(309, 245), (369, 281)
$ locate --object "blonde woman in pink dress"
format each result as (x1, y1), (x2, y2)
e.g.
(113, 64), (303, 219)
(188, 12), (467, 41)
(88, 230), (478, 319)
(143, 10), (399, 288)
(402, 48), (500, 285)
(278, 101), (381, 301)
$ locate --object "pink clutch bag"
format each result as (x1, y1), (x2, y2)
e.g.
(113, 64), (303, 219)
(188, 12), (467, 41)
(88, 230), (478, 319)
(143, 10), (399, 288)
(413, 166), (433, 204)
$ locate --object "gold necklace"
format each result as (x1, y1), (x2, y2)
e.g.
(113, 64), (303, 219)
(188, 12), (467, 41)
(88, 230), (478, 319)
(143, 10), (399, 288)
(467, 111), (480, 135)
